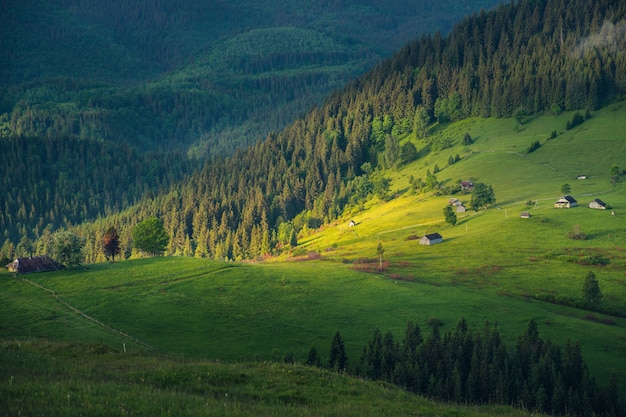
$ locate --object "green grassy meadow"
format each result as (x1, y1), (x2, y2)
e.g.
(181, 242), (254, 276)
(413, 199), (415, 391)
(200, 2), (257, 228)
(1, 105), (626, 414)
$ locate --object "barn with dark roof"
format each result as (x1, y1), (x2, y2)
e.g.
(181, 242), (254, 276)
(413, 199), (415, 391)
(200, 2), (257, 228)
(420, 233), (443, 245)
(6, 256), (64, 274)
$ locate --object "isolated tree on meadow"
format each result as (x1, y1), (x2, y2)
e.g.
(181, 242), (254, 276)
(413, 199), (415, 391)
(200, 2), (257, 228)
(583, 271), (602, 305)
(305, 347), (321, 367)
(514, 107), (529, 126)
(567, 224), (586, 240)
(561, 183), (571, 195)
(469, 183), (496, 211)
(610, 164), (620, 185)
(463, 132), (473, 146)
(102, 226), (121, 261)
(51, 230), (85, 268)
(444, 205), (457, 226)
(132, 217), (169, 257)
(377, 240), (385, 269)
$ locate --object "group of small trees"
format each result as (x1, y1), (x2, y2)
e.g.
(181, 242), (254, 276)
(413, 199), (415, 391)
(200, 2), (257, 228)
(8, 218), (170, 269)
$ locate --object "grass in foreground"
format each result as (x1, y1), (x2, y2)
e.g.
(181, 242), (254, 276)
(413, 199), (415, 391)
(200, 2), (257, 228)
(0, 339), (545, 417)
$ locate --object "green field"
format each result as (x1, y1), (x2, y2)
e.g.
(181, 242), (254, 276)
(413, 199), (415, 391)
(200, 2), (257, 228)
(2, 105), (626, 414)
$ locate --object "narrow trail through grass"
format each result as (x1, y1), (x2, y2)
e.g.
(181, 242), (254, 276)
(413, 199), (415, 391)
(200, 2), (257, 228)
(15, 276), (159, 352)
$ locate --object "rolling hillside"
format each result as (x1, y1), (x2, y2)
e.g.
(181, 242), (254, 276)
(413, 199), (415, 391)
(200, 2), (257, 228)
(2, 0), (626, 413)
(2, 105), (625, 415)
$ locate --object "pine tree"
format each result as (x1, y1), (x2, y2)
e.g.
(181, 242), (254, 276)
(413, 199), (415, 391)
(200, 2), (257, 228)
(582, 271), (602, 305)
(329, 331), (348, 371)
(305, 347), (321, 367)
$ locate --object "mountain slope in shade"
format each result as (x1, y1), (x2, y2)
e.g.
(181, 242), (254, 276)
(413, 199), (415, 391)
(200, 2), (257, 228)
(0, 0), (507, 155)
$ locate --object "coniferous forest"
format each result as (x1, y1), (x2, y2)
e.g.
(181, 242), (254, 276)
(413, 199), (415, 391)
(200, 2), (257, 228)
(2, 0), (626, 263)
(0, 0), (505, 155)
(313, 319), (623, 417)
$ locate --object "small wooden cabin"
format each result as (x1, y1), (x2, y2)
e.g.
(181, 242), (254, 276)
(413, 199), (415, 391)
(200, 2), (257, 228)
(588, 199), (607, 209)
(6, 256), (63, 274)
(420, 233), (443, 245)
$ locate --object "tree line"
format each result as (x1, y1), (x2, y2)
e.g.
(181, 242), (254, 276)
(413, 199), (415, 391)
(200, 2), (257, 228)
(307, 319), (623, 417)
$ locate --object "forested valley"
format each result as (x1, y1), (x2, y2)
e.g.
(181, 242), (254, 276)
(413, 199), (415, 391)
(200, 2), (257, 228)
(1, 0), (625, 265)
(0, 0), (505, 155)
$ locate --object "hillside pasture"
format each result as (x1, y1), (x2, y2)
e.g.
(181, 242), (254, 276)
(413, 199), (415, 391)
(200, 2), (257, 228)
(2, 107), (626, 399)
(2, 254), (625, 393)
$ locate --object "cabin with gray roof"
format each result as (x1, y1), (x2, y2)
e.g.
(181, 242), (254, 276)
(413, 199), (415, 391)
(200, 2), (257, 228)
(588, 199), (607, 209)
(554, 195), (577, 208)
(420, 233), (443, 245)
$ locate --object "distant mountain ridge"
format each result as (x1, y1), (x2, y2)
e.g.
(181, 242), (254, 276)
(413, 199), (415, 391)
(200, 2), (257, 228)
(0, 0), (506, 155)
(1, 0), (508, 85)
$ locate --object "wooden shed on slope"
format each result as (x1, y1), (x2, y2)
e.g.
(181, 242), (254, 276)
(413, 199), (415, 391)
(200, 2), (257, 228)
(420, 233), (443, 245)
(588, 199), (607, 209)
(554, 195), (578, 208)
(6, 256), (64, 274)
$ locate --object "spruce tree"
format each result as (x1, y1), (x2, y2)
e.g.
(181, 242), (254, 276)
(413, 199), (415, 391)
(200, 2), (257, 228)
(328, 331), (348, 371)
(582, 271), (602, 305)
(305, 347), (321, 367)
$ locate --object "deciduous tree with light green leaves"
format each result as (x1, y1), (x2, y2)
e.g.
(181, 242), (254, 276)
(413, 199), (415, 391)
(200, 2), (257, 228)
(561, 183), (571, 195)
(51, 230), (85, 268)
(132, 217), (170, 257)
(610, 164), (620, 185)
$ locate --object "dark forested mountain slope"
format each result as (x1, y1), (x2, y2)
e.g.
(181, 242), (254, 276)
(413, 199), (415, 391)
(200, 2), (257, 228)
(57, 0), (626, 263)
(0, 135), (196, 252)
(0, 0), (506, 155)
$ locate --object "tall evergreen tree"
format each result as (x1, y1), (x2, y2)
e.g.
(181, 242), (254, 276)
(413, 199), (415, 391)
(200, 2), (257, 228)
(329, 331), (348, 371)
(582, 271), (602, 305)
